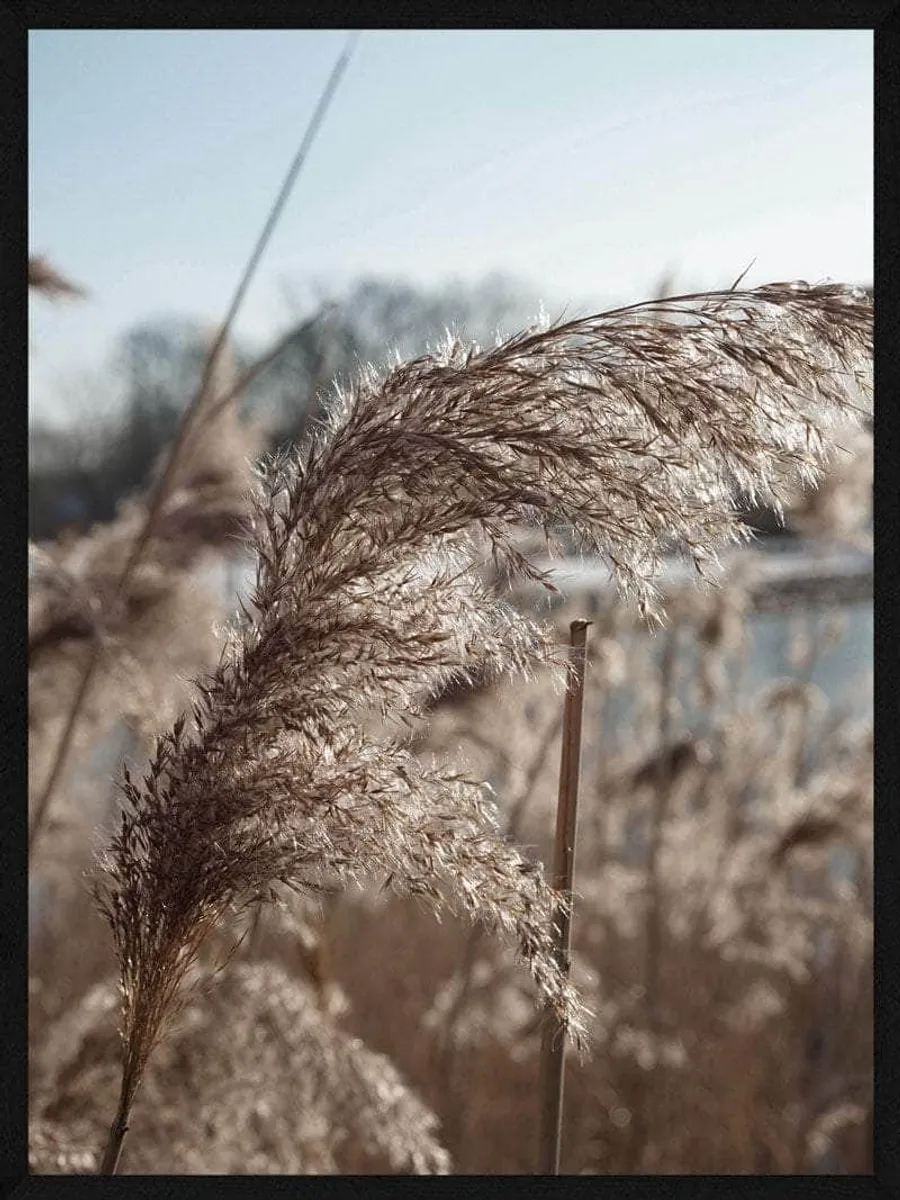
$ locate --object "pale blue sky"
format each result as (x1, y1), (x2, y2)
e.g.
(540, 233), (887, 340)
(29, 29), (872, 423)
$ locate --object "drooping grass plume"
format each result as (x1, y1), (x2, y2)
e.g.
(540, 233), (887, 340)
(92, 281), (871, 1171)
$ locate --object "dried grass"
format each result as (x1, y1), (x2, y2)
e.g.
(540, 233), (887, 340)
(29, 278), (872, 1174)
(83, 281), (872, 1170)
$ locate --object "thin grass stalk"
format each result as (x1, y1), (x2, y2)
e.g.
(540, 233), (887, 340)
(300, 302), (341, 425)
(210, 306), (339, 432)
(243, 903), (266, 961)
(537, 619), (591, 1174)
(29, 36), (357, 859)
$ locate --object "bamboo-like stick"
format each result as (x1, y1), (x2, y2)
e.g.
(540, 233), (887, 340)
(537, 618), (591, 1175)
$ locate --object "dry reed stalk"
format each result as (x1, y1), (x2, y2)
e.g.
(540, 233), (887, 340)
(91, 280), (870, 1173)
(538, 618), (590, 1174)
(28, 37), (358, 860)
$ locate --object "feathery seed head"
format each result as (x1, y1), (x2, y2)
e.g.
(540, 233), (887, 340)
(93, 280), (872, 1103)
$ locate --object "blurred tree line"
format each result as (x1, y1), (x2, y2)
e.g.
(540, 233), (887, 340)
(31, 271), (867, 545)
(29, 274), (539, 541)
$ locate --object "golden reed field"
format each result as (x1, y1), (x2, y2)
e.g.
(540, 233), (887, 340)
(28, 254), (872, 1175)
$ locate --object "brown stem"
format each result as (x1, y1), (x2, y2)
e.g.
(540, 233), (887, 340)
(633, 620), (678, 1171)
(98, 1094), (131, 1175)
(537, 618), (591, 1175)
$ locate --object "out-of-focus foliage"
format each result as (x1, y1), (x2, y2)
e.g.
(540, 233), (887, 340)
(29, 272), (872, 1176)
(29, 275), (539, 541)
